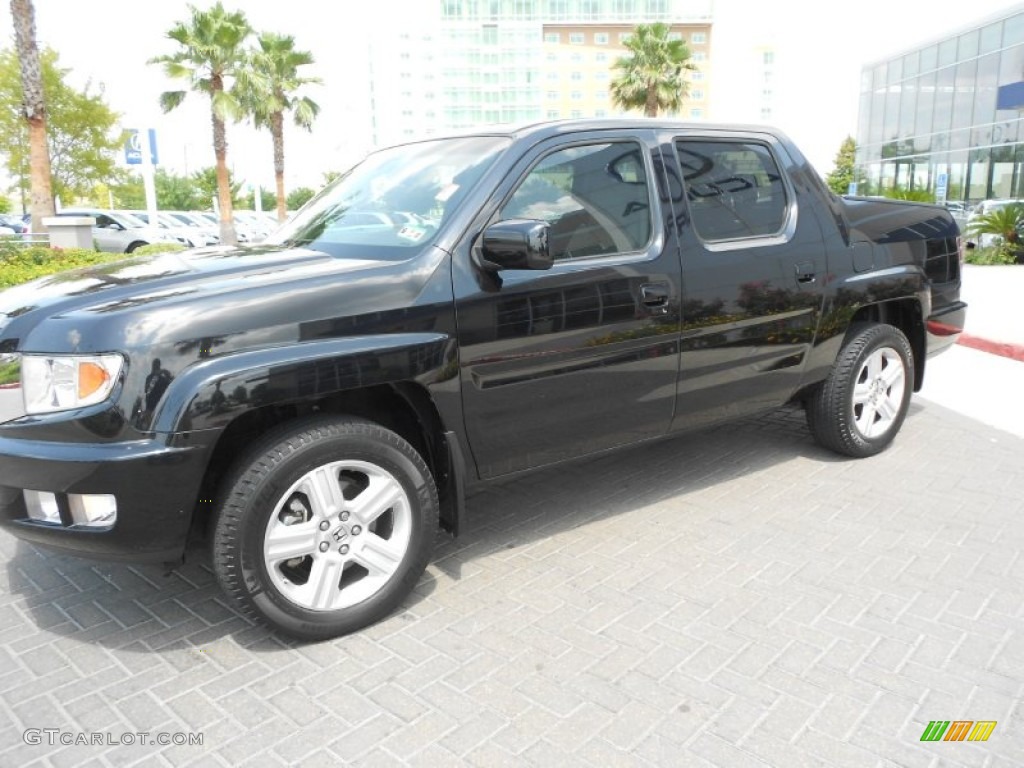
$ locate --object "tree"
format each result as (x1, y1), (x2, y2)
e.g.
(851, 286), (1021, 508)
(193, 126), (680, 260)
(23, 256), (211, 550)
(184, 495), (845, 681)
(107, 168), (208, 211)
(967, 204), (1024, 260)
(286, 186), (315, 210)
(150, 3), (253, 244)
(241, 32), (320, 222)
(191, 165), (243, 209)
(0, 49), (122, 206)
(234, 185), (276, 211)
(825, 136), (857, 195)
(9, 0), (53, 232)
(156, 169), (205, 210)
(610, 23), (696, 117)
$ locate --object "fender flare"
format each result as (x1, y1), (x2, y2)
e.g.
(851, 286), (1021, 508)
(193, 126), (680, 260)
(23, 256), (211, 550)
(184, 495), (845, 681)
(150, 333), (454, 434)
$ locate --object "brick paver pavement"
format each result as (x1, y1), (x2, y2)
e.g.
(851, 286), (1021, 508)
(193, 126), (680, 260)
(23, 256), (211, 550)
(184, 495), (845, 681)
(1, 400), (1022, 767)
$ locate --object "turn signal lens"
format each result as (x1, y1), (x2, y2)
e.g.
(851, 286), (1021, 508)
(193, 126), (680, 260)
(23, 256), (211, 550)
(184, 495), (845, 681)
(78, 361), (111, 400)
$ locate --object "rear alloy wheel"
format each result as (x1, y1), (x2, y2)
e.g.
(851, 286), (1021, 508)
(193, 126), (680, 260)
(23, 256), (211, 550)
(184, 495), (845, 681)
(807, 323), (914, 458)
(213, 417), (437, 640)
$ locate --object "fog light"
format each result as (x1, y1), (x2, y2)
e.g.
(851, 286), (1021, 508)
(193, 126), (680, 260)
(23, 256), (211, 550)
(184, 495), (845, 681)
(68, 494), (117, 526)
(24, 490), (60, 523)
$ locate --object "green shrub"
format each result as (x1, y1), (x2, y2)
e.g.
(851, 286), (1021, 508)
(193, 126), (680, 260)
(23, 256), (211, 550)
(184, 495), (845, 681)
(0, 245), (128, 289)
(131, 242), (187, 256)
(964, 245), (1019, 265)
(883, 188), (934, 203)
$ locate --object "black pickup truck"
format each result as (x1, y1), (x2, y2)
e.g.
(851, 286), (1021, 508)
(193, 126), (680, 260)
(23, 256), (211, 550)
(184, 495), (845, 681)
(0, 120), (965, 639)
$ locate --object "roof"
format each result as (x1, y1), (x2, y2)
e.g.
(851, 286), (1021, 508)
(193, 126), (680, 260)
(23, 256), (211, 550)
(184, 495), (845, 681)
(387, 117), (791, 148)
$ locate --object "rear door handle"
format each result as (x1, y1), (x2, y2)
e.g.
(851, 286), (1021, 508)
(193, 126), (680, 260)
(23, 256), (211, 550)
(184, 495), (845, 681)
(639, 283), (670, 308)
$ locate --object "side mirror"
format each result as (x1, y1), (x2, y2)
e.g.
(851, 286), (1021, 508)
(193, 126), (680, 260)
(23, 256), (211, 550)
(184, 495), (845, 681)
(478, 219), (552, 271)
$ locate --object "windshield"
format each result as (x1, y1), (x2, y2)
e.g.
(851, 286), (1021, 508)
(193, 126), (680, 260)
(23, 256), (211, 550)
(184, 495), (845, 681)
(113, 212), (147, 228)
(268, 136), (510, 259)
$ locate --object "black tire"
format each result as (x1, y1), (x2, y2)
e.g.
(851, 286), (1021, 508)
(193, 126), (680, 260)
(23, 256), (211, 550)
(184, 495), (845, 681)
(126, 241), (146, 253)
(806, 323), (914, 458)
(213, 416), (438, 641)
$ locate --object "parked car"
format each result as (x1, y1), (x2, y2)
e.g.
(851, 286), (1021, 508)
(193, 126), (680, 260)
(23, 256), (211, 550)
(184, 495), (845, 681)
(941, 201), (969, 230)
(963, 198), (1024, 248)
(123, 210), (220, 247)
(162, 210), (222, 239)
(58, 208), (185, 253)
(235, 210), (279, 241)
(191, 211), (254, 243)
(0, 213), (28, 235)
(0, 120), (966, 640)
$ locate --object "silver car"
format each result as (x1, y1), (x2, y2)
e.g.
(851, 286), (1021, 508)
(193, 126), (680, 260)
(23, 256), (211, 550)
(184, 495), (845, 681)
(59, 209), (184, 253)
(124, 210), (220, 247)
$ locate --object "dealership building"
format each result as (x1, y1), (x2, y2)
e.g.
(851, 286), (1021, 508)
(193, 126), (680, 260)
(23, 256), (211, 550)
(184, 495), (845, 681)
(856, 6), (1024, 204)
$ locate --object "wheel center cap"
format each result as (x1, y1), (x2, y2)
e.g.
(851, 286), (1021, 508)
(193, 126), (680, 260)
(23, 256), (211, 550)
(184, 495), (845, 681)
(330, 524), (351, 544)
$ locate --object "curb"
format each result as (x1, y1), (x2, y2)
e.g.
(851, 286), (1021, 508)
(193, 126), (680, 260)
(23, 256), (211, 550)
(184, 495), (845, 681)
(958, 332), (1024, 363)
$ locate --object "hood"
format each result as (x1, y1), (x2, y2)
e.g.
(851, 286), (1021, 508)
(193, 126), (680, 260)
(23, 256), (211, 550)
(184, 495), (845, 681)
(0, 244), (406, 351)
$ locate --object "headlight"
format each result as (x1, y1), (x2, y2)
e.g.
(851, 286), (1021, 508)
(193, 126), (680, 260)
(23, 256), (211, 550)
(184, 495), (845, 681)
(21, 354), (123, 414)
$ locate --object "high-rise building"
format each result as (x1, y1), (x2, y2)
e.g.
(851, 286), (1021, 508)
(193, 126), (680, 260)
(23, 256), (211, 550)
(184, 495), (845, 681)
(541, 21), (711, 121)
(365, 0), (714, 146)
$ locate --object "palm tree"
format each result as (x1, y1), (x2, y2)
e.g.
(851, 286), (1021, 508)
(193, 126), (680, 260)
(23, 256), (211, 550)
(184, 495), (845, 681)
(966, 203), (1024, 256)
(241, 33), (320, 222)
(10, 0), (55, 233)
(149, 3), (252, 245)
(610, 23), (697, 118)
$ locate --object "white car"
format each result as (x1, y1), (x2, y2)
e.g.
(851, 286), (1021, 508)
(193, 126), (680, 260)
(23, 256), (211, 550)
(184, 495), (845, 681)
(59, 209), (184, 253)
(964, 199), (1024, 248)
(124, 210), (220, 247)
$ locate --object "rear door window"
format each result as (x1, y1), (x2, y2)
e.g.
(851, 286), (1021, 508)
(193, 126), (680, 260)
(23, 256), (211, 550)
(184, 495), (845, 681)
(675, 140), (789, 242)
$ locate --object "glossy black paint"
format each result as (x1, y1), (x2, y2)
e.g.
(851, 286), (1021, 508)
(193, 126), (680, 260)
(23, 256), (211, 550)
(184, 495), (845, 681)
(478, 219), (552, 271)
(0, 433), (208, 561)
(0, 119), (965, 562)
(657, 129), (829, 431)
(452, 128), (683, 477)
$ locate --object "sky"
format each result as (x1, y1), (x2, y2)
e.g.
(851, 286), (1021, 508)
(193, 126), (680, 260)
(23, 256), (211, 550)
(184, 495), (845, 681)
(3, 0), (1024, 200)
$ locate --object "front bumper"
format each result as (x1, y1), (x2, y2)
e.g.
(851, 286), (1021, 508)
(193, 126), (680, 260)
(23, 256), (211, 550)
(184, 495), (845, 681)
(0, 434), (211, 562)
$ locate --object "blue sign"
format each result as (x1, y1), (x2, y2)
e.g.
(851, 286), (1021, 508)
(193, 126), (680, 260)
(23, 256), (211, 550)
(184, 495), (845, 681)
(936, 172), (948, 202)
(124, 129), (158, 165)
(997, 81), (1024, 110)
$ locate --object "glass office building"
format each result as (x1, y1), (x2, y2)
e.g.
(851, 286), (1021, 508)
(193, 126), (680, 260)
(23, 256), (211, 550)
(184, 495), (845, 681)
(856, 7), (1024, 204)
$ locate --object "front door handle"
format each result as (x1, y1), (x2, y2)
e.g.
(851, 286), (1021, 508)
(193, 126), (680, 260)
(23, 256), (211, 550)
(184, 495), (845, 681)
(794, 262), (816, 284)
(639, 283), (670, 308)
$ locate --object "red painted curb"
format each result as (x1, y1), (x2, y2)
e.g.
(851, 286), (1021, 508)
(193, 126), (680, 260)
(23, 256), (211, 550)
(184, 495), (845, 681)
(957, 332), (1024, 362)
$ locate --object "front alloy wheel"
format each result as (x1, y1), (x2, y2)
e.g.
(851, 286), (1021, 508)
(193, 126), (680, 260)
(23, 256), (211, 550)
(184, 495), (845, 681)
(213, 417), (438, 640)
(263, 460), (413, 612)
